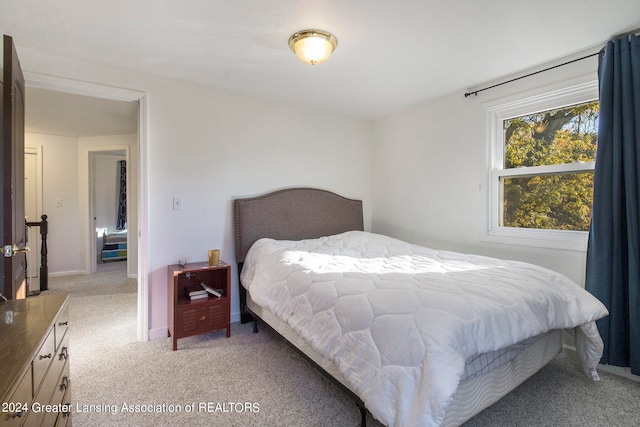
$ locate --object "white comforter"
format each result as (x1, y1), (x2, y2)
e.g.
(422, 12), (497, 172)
(240, 231), (608, 426)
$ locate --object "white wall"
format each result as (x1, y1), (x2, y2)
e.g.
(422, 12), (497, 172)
(17, 47), (374, 339)
(145, 80), (373, 337)
(372, 51), (599, 286)
(25, 133), (84, 274)
(24, 133), (138, 277)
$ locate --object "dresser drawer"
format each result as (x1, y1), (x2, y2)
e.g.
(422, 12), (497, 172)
(30, 339), (68, 426)
(32, 327), (56, 395)
(0, 369), (32, 426)
(52, 332), (70, 386)
(41, 359), (70, 427)
(55, 379), (72, 427)
(55, 304), (70, 350)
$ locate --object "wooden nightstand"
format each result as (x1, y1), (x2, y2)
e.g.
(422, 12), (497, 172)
(167, 261), (231, 350)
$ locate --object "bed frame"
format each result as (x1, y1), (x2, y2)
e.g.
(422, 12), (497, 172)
(233, 187), (561, 427)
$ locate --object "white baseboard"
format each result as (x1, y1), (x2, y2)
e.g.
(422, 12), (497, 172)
(231, 311), (240, 323)
(597, 363), (640, 382)
(148, 327), (168, 341)
(49, 270), (87, 277)
(562, 343), (639, 382)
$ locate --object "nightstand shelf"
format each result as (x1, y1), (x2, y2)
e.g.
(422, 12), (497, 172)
(167, 261), (231, 350)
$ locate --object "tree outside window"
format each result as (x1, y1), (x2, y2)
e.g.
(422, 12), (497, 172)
(500, 101), (598, 231)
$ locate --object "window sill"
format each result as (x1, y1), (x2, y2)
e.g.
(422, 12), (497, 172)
(482, 227), (589, 252)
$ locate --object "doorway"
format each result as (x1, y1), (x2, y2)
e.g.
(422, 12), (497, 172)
(90, 148), (130, 275)
(24, 75), (149, 341)
(25, 87), (139, 276)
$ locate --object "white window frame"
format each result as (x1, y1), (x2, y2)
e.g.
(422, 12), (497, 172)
(483, 79), (598, 251)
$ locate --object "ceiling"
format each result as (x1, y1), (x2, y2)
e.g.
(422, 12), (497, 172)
(24, 87), (138, 137)
(1, 0), (639, 136)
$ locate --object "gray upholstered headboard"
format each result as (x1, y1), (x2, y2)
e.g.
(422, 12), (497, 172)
(234, 188), (364, 263)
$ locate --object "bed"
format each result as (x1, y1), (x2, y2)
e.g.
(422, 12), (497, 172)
(100, 231), (128, 262)
(234, 187), (608, 427)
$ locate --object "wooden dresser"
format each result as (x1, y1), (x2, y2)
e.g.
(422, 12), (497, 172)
(0, 293), (71, 426)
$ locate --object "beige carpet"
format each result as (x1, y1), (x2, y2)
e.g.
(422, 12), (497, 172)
(46, 268), (640, 427)
(47, 268), (368, 427)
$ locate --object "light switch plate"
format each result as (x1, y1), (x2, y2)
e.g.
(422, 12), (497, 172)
(173, 196), (183, 210)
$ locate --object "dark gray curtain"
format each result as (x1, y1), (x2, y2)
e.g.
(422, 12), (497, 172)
(585, 34), (640, 375)
(116, 160), (127, 230)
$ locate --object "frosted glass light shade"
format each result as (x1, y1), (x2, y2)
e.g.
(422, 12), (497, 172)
(288, 30), (338, 65)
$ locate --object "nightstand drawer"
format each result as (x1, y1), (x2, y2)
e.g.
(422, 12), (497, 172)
(177, 303), (228, 336)
(203, 302), (229, 329)
(177, 305), (203, 335)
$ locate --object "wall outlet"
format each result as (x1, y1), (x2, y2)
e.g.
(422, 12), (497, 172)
(173, 196), (183, 211)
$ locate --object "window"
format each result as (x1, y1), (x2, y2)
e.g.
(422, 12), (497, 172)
(485, 80), (599, 250)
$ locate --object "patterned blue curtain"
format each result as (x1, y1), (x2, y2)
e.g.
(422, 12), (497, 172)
(585, 34), (640, 375)
(116, 160), (127, 230)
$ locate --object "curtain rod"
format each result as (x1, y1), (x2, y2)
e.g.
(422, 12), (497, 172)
(464, 51), (600, 98)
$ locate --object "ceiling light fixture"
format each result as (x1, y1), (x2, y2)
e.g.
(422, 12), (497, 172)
(288, 29), (338, 65)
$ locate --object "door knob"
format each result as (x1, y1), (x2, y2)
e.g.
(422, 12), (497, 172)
(3, 244), (31, 257)
(12, 244), (30, 254)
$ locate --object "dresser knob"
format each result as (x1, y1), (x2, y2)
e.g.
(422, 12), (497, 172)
(58, 321), (68, 326)
(59, 346), (69, 360)
(39, 353), (52, 360)
(11, 411), (22, 419)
